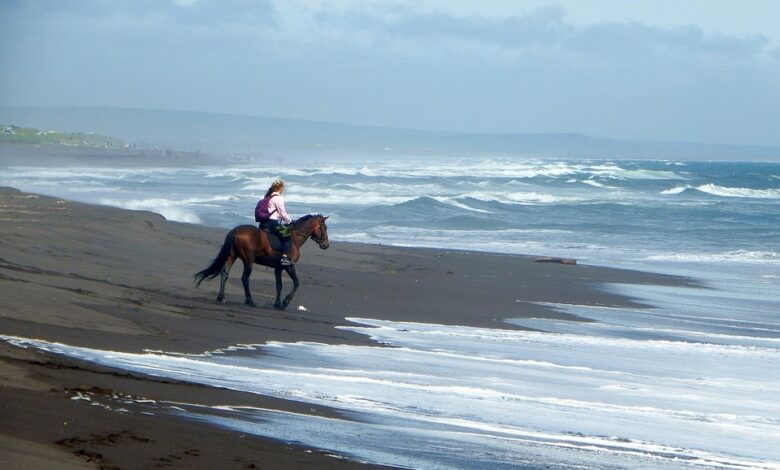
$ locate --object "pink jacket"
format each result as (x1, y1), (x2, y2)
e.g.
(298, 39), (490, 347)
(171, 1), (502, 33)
(267, 192), (292, 224)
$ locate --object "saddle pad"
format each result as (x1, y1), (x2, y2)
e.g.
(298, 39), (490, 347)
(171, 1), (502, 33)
(260, 226), (283, 252)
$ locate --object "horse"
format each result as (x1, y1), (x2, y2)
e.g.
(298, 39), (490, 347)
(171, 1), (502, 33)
(194, 214), (329, 309)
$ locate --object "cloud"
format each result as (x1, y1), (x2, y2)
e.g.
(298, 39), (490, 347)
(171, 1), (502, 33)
(1, 1), (778, 145)
(307, 5), (775, 64)
(5, 2), (773, 64)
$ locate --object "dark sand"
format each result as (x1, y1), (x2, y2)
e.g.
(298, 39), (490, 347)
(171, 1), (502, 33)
(0, 185), (693, 469)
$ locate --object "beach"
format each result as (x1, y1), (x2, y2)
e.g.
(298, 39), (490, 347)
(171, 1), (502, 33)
(4, 2), (780, 464)
(5, 2), (780, 465)
(0, 185), (697, 469)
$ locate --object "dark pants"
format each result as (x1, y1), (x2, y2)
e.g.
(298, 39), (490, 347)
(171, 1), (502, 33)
(264, 219), (292, 254)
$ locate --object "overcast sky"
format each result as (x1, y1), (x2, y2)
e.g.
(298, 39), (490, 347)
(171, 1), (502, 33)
(1, 0), (779, 145)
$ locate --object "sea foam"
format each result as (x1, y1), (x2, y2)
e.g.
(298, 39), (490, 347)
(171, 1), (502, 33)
(4, 307), (780, 470)
(662, 184), (780, 199)
(97, 197), (212, 224)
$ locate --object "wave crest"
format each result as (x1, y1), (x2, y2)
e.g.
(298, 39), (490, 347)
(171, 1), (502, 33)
(98, 197), (205, 223)
(662, 184), (780, 199)
(645, 250), (780, 264)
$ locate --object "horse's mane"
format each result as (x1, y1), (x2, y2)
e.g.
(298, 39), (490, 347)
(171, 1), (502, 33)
(292, 214), (324, 227)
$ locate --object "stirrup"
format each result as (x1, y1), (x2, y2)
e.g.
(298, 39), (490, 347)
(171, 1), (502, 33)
(280, 256), (293, 266)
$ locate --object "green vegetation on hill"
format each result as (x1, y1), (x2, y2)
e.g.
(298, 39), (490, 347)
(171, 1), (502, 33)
(1, 124), (123, 148)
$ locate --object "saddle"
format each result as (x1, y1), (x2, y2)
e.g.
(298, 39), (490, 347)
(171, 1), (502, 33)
(258, 223), (285, 252)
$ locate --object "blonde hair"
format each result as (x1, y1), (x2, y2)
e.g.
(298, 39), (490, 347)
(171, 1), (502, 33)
(265, 179), (285, 198)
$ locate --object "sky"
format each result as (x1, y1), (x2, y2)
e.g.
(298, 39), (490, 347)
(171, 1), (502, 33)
(1, 0), (779, 146)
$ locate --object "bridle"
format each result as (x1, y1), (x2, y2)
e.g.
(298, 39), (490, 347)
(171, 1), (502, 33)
(309, 220), (328, 248)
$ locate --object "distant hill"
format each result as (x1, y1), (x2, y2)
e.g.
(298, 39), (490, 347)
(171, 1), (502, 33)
(1, 123), (123, 148)
(1, 106), (778, 161)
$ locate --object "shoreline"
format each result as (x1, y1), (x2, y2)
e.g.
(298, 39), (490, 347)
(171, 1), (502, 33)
(0, 186), (695, 468)
(0, 142), (221, 168)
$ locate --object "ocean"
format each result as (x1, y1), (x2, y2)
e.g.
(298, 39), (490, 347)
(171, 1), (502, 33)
(2, 158), (779, 468)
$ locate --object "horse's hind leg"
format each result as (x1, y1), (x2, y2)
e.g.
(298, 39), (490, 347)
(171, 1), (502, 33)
(217, 256), (235, 303)
(281, 265), (300, 310)
(241, 257), (256, 307)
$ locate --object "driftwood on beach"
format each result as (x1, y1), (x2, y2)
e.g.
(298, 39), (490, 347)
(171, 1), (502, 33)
(534, 256), (577, 265)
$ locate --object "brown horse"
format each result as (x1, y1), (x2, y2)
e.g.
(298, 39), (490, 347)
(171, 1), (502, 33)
(195, 214), (329, 309)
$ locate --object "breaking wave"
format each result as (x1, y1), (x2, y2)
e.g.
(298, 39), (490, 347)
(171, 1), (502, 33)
(644, 250), (780, 264)
(95, 196), (238, 224)
(662, 184), (780, 199)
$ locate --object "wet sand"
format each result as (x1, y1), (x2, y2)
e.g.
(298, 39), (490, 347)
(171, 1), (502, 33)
(0, 186), (693, 469)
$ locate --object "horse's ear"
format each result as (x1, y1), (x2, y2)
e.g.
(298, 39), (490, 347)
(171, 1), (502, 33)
(322, 216), (329, 221)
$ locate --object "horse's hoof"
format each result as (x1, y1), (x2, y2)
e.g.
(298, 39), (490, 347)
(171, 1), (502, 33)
(273, 302), (284, 310)
(217, 297), (226, 304)
(245, 300), (257, 307)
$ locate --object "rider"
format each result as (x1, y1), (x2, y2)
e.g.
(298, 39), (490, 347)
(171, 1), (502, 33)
(261, 179), (294, 266)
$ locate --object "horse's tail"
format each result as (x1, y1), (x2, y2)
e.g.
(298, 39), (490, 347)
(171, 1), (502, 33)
(194, 228), (236, 287)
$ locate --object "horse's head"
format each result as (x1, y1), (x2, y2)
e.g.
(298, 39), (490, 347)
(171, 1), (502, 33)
(309, 215), (330, 249)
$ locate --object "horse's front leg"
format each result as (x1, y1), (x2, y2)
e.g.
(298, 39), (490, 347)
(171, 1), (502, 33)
(273, 267), (284, 309)
(281, 265), (300, 310)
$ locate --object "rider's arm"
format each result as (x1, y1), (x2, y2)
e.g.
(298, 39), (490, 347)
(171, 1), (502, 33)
(273, 195), (292, 224)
